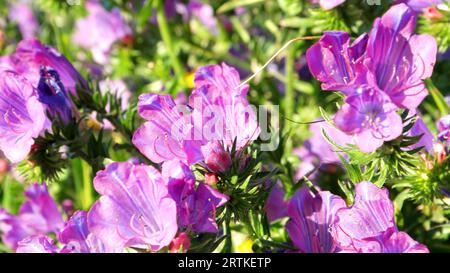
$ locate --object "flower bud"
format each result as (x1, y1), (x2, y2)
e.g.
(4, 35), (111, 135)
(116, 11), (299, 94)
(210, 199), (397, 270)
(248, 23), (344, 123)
(37, 66), (73, 124)
(423, 7), (443, 21)
(433, 143), (447, 165)
(169, 232), (190, 253)
(205, 173), (218, 186)
(201, 141), (232, 174)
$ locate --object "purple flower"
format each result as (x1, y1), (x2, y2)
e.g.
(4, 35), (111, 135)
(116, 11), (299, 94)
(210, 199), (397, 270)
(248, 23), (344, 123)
(307, 4), (437, 110)
(190, 63), (260, 148)
(87, 162), (178, 251)
(334, 86), (403, 153)
(406, 112), (434, 153)
(16, 235), (60, 253)
(132, 63), (260, 167)
(0, 183), (64, 250)
(286, 187), (346, 253)
(162, 160), (229, 233)
(437, 115), (450, 143)
(187, 0), (218, 35)
(9, 1), (38, 39)
(335, 182), (428, 253)
(306, 31), (369, 94)
(132, 93), (198, 164)
(395, 0), (443, 11)
(73, 0), (132, 64)
(309, 0), (346, 10)
(0, 71), (47, 163)
(8, 38), (88, 96)
(365, 4), (437, 109)
(59, 211), (114, 253)
(264, 181), (288, 223)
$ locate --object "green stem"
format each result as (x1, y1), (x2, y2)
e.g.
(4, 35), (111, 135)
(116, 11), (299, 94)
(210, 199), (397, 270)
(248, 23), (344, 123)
(181, 41), (251, 70)
(156, 0), (185, 91)
(71, 158), (93, 210)
(2, 175), (12, 211)
(283, 46), (296, 156)
(426, 79), (449, 116)
(223, 212), (233, 253)
(82, 160), (93, 209)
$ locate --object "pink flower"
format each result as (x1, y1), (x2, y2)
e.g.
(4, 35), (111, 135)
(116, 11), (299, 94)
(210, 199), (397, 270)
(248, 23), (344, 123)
(286, 187), (346, 253)
(132, 63), (260, 169)
(334, 86), (403, 153)
(162, 160), (229, 233)
(334, 182), (428, 253)
(87, 162), (178, 251)
(72, 0), (132, 64)
(0, 71), (47, 163)
(0, 183), (64, 250)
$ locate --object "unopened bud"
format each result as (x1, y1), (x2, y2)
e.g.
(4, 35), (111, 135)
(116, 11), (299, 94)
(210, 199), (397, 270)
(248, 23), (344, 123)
(205, 173), (218, 186)
(169, 232), (190, 253)
(201, 141), (232, 174)
(423, 7), (443, 21)
(433, 143), (447, 165)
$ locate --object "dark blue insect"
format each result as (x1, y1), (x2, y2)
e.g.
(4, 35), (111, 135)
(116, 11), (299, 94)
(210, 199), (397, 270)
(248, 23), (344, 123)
(37, 66), (73, 124)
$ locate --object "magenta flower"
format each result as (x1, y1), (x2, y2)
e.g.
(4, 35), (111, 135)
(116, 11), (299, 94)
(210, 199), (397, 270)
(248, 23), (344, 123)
(310, 0), (346, 10)
(7, 38), (87, 96)
(0, 71), (46, 163)
(0, 183), (64, 250)
(9, 1), (38, 39)
(437, 115), (450, 143)
(59, 211), (115, 253)
(133, 63), (260, 167)
(395, 0), (443, 11)
(406, 112), (434, 153)
(365, 4), (437, 109)
(286, 187), (346, 253)
(264, 182), (288, 223)
(334, 86), (403, 153)
(87, 162), (178, 251)
(73, 0), (132, 64)
(162, 160), (229, 233)
(306, 31), (369, 94)
(187, 0), (218, 35)
(334, 182), (428, 253)
(307, 4), (437, 110)
(16, 235), (60, 253)
(189, 63), (260, 148)
(132, 93), (198, 164)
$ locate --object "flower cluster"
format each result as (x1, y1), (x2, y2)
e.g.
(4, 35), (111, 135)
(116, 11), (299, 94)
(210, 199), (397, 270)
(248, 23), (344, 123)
(0, 0), (448, 254)
(307, 4), (437, 153)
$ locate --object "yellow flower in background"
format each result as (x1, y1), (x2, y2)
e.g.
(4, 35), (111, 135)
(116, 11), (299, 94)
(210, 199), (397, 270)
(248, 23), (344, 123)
(236, 239), (253, 253)
(184, 70), (196, 89)
(86, 116), (103, 131)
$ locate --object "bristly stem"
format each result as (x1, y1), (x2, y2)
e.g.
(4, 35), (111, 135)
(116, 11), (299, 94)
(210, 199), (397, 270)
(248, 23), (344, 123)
(156, 0), (186, 91)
